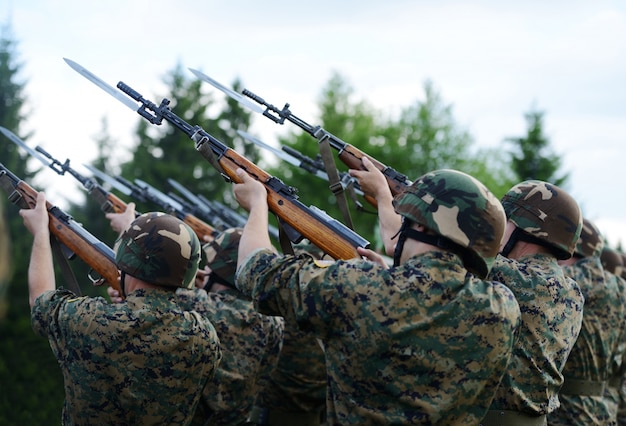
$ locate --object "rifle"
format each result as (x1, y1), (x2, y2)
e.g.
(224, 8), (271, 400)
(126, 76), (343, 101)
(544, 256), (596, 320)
(166, 178), (282, 241)
(237, 130), (366, 200)
(0, 162), (121, 293)
(83, 165), (219, 241)
(188, 69), (412, 201)
(0, 126), (132, 216)
(64, 59), (369, 259)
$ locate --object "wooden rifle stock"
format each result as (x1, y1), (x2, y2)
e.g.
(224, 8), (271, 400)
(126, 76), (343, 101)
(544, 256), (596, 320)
(196, 140), (365, 260)
(0, 168), (121, 293)
(115, 81), (370, 260)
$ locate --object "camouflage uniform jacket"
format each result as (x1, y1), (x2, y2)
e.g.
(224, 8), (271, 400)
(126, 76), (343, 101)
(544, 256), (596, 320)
(255, 323), (327, 414)
(31, 287), (221, 426)
(177, 287), (285, 426)
(237, 249), (521, 425)
(549, 257), (625, 425)
(487, 253), (584, 416)
(602, 272), (626, 425)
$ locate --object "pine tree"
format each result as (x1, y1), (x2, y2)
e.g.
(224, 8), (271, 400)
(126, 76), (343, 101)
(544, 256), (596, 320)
(0, 23), (65, 424)
(507, 107), (568, 186)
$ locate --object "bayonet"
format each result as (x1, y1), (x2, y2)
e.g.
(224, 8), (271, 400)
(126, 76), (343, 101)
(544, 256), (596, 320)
(64, 58), (140, 111)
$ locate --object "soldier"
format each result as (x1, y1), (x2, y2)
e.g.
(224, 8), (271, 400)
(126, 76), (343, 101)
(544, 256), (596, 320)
(178, 228), (285, 425)
(250, 240), (328, 426)
(601, 246), (626, 424)
(20, 192), (221, 425)
(233, 167), (521, 424)
(349, 159), (584, 425)
(0, 200), (9, 320)
(106, 207), (285, 425)
(548, 218), (625, 425)
(482, 180), (584, 426)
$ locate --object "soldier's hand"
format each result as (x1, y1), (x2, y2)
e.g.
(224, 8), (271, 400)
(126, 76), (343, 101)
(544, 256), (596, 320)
(234, 169), (267, 212)
(106, 202), (136, 235)
(349, 157), (389, 201)
(358, 247), (389, 269)
(19, 192), (50, 237)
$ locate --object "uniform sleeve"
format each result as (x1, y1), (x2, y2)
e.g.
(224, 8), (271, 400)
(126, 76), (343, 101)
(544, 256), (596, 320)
(236, 248), (386, 339)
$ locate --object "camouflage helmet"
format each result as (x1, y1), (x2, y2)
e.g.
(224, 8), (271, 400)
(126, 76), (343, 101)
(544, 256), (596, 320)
(574, 218), (604, 258)
(116, 212), (201, 289)
(601, 247), (623, 276)
(203, 228), (243, 286)
(393, 169), (506, 278)
(500, 180), (582, 260)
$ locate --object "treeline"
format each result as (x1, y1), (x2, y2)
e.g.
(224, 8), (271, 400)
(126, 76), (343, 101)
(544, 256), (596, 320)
(0, 25), (572, 423)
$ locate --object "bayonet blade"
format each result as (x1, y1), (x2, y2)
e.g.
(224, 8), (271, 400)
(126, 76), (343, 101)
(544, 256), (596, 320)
(188, 68), (265, 114)
(134, 179), (185, 212)
(0, 126), (51, 166)
(237, 130), (302, 169)
(64, 58), (139, 111)
(83, 164), (133, 197)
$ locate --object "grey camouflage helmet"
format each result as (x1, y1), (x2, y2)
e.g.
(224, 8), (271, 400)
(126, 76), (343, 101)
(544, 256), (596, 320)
(203, 227), (242, 286)
(501, 180), (582, 260)
(116, 212), (201, 289)
(393, 169), (506, 278)
(574, 218), (604, 258)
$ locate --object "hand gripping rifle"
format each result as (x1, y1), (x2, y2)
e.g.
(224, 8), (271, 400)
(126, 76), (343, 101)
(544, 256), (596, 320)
(82, 165), (219, 242)
(236, 129), (371, 211)
(0, 126), (133, 216)
(0, 162), (121, 294)
(64, 59), (369, 260)
(166, 178), (282, 241)
(188, 69), (412, 204)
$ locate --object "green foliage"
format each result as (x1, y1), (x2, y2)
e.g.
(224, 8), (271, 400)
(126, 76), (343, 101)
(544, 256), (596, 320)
(506, 107), (568, 187)
(265, 73), (511, 250)
(0, 24), (65, 424)
(118, 63), (256, 214)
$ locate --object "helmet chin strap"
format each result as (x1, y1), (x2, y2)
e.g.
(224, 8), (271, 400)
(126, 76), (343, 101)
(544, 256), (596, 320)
(119, 271), (127, 298)
(500, 226), (554, 258)
(393, 220), (472, 268)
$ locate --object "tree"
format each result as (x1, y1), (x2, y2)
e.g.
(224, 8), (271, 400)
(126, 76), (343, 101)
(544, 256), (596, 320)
(0, 23), (65, 424)
(119, 63), (255, 214)
(506, 107), (568, 186)
(265, 73), (506, 250)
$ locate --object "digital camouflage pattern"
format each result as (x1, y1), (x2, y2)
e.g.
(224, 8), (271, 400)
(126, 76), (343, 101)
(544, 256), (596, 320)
(548, 255), (625, 425)
(500, 180), (582, 260)
(203, 227), (242, 284)
(255, 319), (327, 416)
(574, 218), (604, 258)
(177, 287), (284, 425)
(253, 243), (328, 424)
(116, 212), (201, 289)
(31, 288), (221, 425)
(237, 249), (521, 424)
(602, 265), (626, 424)
(487, 253), (584, 416)
(393, 169), (506, 278)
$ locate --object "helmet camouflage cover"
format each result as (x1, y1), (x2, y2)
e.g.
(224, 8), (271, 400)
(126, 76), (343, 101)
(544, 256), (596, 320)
(601, 247), (623, 276)
(574, 218), (604, 258)
(203, 227), (243, 285)
(116, 212), (201, 289)
(500, 180), (582, 260)
(393, 169), (506, 278)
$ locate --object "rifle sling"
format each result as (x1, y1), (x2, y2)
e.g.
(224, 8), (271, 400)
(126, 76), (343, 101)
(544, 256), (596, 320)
(317, 134), (355, 230)
(49, 234), (82, 296)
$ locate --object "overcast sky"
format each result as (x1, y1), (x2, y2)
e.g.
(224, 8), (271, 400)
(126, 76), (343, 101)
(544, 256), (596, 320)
(3, 0), (626, 246)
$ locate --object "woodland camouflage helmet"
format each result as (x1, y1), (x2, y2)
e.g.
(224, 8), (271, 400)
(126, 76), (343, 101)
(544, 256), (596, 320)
(601, 247), (623, 276)
(116, 212), (201, 289)
(500, 180), (582, 260)
(392, 169), (506, 278)
(203, 227), (242, 287)
(574, 218), (604, 258)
